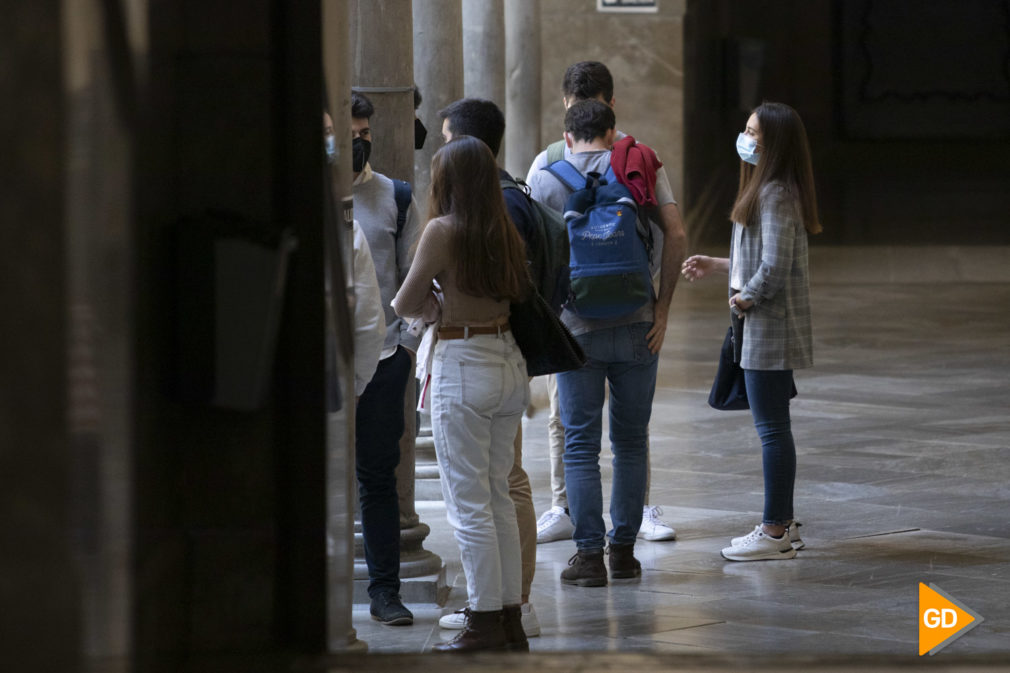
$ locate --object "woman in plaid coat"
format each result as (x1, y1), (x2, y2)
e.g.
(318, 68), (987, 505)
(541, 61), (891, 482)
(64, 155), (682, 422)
(681, 101), (822, 561)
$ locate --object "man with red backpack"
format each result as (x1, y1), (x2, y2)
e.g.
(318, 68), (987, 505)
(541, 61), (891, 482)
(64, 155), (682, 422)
(527, 99), (685, 587)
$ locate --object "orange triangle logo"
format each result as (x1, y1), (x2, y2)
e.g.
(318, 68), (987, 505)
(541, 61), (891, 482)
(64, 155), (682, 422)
(919, 583), (984, 655)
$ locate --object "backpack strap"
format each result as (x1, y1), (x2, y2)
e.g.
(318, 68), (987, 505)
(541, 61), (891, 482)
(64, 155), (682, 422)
(546, 139), (566, 165)
(500, 175), (521, 193)
(603, 165), (617, 185)
(392, 179), (412, 237)
(545, 160), (586, 192)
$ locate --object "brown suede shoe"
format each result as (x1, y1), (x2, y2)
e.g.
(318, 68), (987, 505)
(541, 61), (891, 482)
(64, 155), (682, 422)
(560, 549), (608, 587)
(431, 609), (507, 652)
(607, 542), (641, 579)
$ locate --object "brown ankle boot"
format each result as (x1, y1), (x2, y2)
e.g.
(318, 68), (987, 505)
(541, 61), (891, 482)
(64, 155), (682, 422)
(431, 609), (506, 652)
(607, 542), (641, 579)
(502, 604), (529, 652)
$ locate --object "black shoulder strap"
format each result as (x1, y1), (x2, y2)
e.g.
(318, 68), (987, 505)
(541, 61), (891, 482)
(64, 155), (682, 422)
(500, 174), (533, 196)
(392, 179), (412, 237)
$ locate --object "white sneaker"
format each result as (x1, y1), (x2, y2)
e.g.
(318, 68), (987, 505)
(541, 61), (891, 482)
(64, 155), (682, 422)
(438, 607), (467, 630)
(638, 505), (676, 541)
(438, 604), (541, 637)
(520, 602), (541, 637)
(536, 505), (574, 543)
(788, 521), (804, 550)
(731, 521), (804, 550)
(721, 526), (797, 561)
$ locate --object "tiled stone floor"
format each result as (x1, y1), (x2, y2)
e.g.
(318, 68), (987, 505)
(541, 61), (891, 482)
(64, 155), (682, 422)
(352, 249), (1010, 663)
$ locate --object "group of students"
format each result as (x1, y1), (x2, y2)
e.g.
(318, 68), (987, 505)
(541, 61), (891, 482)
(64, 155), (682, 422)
(339, 60), (821, 653)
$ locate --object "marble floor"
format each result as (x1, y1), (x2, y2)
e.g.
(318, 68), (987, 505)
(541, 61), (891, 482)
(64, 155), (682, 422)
(351, 248), (1010, 663)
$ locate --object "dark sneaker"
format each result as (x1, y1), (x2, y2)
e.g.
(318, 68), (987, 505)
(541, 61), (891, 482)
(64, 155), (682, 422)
(370, 592), (413, 626)
(560, 549), (607, 587)
(607, 542), (641, 579)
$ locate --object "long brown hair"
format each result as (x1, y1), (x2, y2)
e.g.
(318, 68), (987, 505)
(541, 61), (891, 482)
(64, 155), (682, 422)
(730, 102), (822, 235)
(427, 135), (528, 301)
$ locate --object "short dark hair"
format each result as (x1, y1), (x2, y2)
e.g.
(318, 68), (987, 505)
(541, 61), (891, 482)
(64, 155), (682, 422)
(351, 91), (374, 119)
(438, 98), (506, 157)
(564, 99), (615, 143)
(562, 61), (614, 103)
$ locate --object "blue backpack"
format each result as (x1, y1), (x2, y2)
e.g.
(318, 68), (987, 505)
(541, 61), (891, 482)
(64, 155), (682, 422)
(545, 160), (653, 319)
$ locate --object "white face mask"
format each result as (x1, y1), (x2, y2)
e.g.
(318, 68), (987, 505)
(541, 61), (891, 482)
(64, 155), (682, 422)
(325, 134), (336, 164)
(736, 133), (760, 165)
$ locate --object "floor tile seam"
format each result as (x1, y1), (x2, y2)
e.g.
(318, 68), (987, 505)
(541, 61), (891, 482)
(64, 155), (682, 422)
(824, 548), (1010, 565)
(623, 619), (729, 636)
(840, 497), (1010, 513)
(801, 434), (1010, 452)
(793, 625), (919, 645)
(648, 620), (825, 640)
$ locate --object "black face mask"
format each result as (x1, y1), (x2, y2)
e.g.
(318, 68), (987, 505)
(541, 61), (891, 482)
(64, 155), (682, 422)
(352, 137), (371, 172)
(414, 118), (428, 150)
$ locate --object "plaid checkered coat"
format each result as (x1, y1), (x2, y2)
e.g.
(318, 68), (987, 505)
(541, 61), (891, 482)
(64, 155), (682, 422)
(730, 182), (813, 371)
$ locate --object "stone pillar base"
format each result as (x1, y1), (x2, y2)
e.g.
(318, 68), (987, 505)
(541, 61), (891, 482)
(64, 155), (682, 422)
(353, 523), (449, 606)
(352, 563), (448, 606)
(413, 430), (443, 501)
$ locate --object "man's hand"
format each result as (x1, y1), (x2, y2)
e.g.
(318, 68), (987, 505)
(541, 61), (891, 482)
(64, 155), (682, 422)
(646, 304), (669, 354)
(681, 254), (728, 281)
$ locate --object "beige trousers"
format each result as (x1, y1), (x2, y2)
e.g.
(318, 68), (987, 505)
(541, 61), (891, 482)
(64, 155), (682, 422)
(508, 387), (537, 601)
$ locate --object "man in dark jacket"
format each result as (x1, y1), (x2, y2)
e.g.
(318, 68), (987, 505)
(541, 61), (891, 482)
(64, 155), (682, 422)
(434, 98), (542, 639)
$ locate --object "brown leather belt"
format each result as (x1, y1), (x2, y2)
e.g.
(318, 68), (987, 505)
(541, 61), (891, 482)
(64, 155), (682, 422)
(438, 322), (510, 340)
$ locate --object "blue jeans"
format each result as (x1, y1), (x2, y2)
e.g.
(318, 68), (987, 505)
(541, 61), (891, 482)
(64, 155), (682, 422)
(557, 322), (658, 551)
(744, 369), (796, 526)
(356, 346), (411, 597)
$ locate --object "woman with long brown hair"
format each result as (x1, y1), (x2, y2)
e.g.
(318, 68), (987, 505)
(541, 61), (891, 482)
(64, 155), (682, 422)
(392, 135), (530, 651)
(681, 101), (821, 561)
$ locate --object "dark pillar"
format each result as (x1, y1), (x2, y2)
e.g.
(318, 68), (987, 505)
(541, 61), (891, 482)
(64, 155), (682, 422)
(0, 2), (77, 672)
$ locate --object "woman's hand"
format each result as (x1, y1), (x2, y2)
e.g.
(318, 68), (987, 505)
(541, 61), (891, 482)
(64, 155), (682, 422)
(681, 255), (726, 281)
(729, 293), (753, 313)
(422, 287), (442, 324)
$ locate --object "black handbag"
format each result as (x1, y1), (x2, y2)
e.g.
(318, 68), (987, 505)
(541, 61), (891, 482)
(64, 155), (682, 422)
(708, 325), (797, 411)
(510, 288), (586, 377)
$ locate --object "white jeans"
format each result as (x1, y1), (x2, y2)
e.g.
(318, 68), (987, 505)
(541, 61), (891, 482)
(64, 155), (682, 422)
(431, 331), (529, 611)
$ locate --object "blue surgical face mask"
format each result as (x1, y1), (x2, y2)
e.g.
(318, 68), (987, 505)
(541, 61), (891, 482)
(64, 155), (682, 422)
(325, 134), (336, 164)
(736, 132), (760, 165)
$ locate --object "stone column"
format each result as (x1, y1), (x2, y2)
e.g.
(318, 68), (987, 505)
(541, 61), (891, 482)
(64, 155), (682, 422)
(504, 0), (541, 179)
(350, 0), (416, 182)
(412, 0), (462, 516)
(349, 0), (445, 606)
(413, 0), (464, 218)
(2, 1), (76, 670)
(64, 0), (142, 666)
(463, 0), (506, 164)
(322, 0), (363, 652)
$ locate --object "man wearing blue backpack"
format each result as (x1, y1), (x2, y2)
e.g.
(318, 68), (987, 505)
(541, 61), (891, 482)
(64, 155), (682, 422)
(527, 99), (685, 587)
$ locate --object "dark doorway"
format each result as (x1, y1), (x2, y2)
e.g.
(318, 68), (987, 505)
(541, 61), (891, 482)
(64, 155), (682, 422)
(684, 0), (1010, 246)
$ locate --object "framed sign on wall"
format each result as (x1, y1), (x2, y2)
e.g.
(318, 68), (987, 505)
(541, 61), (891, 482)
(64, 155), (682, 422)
(597, 0), (658, 13)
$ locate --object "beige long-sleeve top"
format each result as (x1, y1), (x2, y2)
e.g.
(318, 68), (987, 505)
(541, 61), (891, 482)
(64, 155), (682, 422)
(391, 215), (510, 327)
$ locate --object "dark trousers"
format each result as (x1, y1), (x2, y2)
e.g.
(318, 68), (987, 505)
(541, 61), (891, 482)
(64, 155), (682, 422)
(744, 368), (796, 526)
(356, 345), (410, 597)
